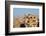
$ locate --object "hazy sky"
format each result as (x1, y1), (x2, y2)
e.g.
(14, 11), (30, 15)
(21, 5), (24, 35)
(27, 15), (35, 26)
(13, 8), (39, 17)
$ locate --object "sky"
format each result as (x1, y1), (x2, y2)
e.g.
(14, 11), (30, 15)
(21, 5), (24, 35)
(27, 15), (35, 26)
(13, 8), (39, 17)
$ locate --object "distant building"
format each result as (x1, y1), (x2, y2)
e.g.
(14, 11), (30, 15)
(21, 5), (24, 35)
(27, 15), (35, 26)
(13, 13), (39, 28)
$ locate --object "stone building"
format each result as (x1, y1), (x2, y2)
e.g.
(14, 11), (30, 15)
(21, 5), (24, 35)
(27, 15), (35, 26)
(13, 14), (39, 28)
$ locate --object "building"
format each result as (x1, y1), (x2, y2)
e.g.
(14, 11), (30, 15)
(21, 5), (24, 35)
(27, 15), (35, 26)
(13, 14), (39, 28)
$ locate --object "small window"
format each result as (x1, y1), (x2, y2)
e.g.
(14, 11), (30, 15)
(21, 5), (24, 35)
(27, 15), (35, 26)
(34, 17), (35, 19)
(30, 17), (32, 19)
(27, 21), (29, 23)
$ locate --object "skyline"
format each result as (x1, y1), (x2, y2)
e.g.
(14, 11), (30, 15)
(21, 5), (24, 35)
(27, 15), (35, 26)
(13, 8), (39, 17)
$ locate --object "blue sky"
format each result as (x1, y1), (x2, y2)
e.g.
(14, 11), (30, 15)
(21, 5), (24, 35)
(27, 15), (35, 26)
(13, 8), (39, 17)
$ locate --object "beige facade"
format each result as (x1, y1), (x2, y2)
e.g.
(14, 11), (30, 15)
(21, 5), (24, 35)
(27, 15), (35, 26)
(13, 14), (39, 28)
